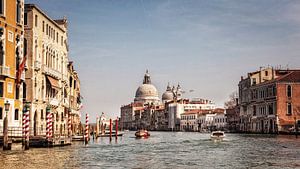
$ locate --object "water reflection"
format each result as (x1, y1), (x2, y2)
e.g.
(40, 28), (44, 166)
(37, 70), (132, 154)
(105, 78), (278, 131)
(0, 132), (299, 169)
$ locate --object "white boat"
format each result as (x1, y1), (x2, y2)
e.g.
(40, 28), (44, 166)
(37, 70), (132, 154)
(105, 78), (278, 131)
(210, 131), (225, 140)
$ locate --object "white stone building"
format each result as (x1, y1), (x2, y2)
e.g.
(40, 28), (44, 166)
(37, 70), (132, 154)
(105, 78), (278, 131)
(197, 109), (227, 132)
(24, 4), (70, 136)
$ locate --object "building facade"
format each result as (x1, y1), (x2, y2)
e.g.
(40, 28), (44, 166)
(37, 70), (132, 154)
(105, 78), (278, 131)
(197, 109), (226, 132)
(67, 61), (81, 135)
(0, 0), (25, 131)
(24, 4), (69, 136)
(168, 98), (215, 131)
(238, 67), (300, 133)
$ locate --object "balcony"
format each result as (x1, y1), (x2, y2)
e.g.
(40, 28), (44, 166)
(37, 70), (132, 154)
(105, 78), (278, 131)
(0, 65), (10, 76)
(34, 61), (42, 70)
(50, 98), (59, 107)
(42, 64), (61, 79)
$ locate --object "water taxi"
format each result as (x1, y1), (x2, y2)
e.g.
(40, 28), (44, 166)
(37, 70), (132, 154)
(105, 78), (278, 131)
(210, 131), (225, 140)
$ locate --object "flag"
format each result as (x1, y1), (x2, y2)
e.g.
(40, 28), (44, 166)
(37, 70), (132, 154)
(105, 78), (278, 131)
(16, 57), (26, 85)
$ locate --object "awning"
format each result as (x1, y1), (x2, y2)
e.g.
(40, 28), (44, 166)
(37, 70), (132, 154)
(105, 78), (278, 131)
(46, 76), (60, 89)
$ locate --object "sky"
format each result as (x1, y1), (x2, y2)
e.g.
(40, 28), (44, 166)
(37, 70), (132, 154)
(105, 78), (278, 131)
(27, 0), (300, 122)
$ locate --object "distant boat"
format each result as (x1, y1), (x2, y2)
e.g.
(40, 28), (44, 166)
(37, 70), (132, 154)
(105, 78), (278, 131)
(72, 135), (84, 141)
(97, 130), (124, 137)
(135, 130), (150, 138)
(210, 131), (225, 140)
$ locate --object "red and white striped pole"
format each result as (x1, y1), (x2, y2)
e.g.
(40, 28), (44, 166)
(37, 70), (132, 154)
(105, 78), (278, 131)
(22, 110), (26, 147)
(85, 113), (89, 144)
(46, 110), (50, 141)
(25, 110), (30, 150)
(49, 112), (53, 140)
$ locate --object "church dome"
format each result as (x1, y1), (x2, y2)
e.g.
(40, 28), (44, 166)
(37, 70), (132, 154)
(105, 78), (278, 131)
(135, 84), (159, 99)
(162, 83), (174, 101)
(134, 70), (160, 103)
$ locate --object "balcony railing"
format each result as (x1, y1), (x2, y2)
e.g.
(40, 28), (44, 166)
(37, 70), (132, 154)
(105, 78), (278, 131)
(50, 98), (59, 107)
(42, 64), (61, 79)
(0, 65), (10, 76)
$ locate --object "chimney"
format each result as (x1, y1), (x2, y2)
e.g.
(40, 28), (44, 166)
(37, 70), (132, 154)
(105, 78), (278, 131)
(259, 67), (262, 83)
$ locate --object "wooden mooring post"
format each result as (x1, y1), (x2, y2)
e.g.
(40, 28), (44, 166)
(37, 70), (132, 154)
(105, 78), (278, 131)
(109, 119), (112, 142)
(115, 118), (118, 140)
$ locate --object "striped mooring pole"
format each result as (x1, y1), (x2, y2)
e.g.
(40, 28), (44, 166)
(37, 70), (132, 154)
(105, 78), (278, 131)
(109, 119), (112, 142)
(22, 111), (26, 147)
(25, 110), (30, 150)
(85, 113), (89, 144)
(46, 106), (52, 145)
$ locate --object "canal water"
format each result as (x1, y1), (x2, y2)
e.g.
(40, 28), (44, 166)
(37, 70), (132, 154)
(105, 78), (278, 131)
(0, 132), (299, 169)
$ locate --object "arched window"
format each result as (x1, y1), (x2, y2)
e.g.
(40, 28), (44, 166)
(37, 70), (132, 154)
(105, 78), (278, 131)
(287, 85), (292, 98)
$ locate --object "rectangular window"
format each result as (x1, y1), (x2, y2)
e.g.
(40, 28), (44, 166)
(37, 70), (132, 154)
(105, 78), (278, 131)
(24, 13), (28, 25)
(61, 36), (63, 46)
(0, 107), (2, 120)
(8, 31), (14, 42)
(23, 82), (26, 100)
(41, 109), (44, 120)
(35, 15), (38, 27)
(287, 103), (292, 115)
(46, 24), (48, 35)
(15, 85), (19, 99)
(7, 82), (13, 93)
(14, 109), (19, 120)
(16, 0), (21, 23)
(42, 21), (45, 32)
(252, 78), (256, 85)
(0, 82), (3, 97)
(56, 33), (58, 43)
(268, 104), (273, 115)
(253, 105), (256, 116)
(0, 0), (4, 15)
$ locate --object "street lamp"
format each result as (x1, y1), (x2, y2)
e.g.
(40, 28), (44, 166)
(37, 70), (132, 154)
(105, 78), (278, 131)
(46, 105), (51, 114)
(4, 101), (10, 115)
(24, 101), (30, 112)
(3, 101), (10, 150)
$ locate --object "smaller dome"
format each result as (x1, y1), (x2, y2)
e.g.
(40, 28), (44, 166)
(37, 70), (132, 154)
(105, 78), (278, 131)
(162, 83), (174, 101)
(162, 91), (174, 101)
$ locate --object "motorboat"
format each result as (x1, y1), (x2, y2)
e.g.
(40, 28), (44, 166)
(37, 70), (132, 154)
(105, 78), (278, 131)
(135, 130), (150, 138)
(210, 131), (225, 140)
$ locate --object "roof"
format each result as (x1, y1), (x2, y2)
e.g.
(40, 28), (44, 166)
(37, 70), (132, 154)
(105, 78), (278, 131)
(181, 109), (211, 115)
(25, 4), (66, 33)
(277, 71), (300, 83)
(250, 70), (300, 87)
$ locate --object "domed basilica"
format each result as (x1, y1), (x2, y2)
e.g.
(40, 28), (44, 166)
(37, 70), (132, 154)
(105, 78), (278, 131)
(134, 70), (160, 104)
(134, 70), (182, 104)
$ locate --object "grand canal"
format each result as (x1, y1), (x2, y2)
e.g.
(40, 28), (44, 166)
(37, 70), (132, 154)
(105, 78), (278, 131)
(0, 132), (299, 169)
